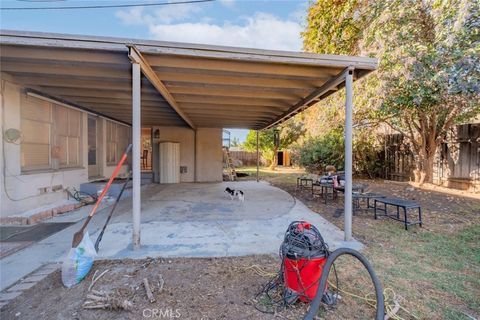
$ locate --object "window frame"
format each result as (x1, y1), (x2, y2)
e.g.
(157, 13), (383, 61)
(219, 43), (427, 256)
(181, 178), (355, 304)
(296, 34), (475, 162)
(20, 94), (83, 173)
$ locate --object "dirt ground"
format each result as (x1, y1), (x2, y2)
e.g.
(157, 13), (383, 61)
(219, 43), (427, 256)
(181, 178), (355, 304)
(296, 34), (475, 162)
(1, 255), (375, 320)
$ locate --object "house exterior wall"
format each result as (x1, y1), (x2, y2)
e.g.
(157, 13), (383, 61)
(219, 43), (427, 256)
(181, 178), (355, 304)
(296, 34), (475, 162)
(0, 77), (129, 218)
(1, 76), (224, 217)
(151, 127), (223, 183)
(196, 128), (223, 182)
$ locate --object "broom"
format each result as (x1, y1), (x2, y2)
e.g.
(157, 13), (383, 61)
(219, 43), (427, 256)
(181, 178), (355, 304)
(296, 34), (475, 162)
(72, 144), (132, 248)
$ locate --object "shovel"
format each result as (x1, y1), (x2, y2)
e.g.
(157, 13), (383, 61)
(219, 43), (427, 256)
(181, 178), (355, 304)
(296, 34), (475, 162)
(94, 172), (131, 252)
(72, 144), (132, 248)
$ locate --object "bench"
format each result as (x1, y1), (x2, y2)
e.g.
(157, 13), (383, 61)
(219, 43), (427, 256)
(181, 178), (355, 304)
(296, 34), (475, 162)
(297, 177), (314, 189)
(352, 192), (386, 213)
(312, 183), (368, 204)
(312, 182), (336, 203)
(374, 198), (422, 230)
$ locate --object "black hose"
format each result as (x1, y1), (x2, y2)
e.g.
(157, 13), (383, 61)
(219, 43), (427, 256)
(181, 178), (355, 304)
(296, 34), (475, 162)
(303, 248), (385, 320)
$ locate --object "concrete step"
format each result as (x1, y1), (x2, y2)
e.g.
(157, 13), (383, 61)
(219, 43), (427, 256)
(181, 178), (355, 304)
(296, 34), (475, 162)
(80, 180), (132, 199)
(141, 172), (153, 184)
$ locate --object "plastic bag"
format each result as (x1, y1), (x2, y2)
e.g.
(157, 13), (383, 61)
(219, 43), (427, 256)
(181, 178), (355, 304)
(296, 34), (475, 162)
(62, 231), (97, 288)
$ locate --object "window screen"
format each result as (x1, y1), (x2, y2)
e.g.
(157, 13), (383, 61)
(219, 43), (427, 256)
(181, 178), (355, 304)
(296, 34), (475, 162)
(21, 95), (82, 172)
(53, 104), (81, 168)
(20, 95), (52, 170)
(106, 120), (118, 165)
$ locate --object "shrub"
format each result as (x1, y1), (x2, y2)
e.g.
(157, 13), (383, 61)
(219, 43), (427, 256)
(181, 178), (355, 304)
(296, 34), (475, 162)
(294, 128), (383, 177)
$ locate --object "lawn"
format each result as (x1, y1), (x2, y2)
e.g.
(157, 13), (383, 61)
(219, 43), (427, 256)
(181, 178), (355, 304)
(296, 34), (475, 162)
(237, 166), (480, 320)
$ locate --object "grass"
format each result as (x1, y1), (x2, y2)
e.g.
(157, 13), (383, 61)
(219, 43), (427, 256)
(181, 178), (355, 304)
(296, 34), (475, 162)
(236, 166), (480, 320)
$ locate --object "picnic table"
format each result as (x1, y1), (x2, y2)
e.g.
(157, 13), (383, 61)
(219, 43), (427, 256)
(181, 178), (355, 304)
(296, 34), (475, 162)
(374, 197), (423, 230)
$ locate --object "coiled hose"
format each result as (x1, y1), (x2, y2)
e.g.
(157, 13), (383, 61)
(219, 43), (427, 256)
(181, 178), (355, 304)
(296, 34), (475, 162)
(303, 247), (385, 320)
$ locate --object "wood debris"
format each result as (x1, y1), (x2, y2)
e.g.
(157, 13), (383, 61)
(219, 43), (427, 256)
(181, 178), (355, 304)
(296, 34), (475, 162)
(143, 278), (156, 303)
(82, 290), (133, 311)
(88, 269), (109, 291)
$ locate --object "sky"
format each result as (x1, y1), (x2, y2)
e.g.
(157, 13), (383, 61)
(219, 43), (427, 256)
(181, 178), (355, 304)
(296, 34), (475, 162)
(0, 0), (310, 142)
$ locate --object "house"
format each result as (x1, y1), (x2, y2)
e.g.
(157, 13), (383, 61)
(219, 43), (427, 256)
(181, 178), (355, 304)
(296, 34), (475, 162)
(0, 30), (378, 243)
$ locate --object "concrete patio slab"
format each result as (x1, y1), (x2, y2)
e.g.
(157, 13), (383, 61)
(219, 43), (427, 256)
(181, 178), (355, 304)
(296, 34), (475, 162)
(0, 181), (360, 291)
(95, 181), (360, 259)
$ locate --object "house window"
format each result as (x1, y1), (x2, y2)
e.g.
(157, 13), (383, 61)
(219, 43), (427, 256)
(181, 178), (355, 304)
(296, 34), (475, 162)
(20, 95), (52, 171)
(53, 104), (81, 168)
(106, 120), (130, 166)
(20, 94), (82, 172)
(106, 121), (118, 165)
(117, 124), (131, 160)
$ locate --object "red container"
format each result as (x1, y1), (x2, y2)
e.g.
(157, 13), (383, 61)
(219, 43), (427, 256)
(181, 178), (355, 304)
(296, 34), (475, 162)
(283, 256), (327, 302)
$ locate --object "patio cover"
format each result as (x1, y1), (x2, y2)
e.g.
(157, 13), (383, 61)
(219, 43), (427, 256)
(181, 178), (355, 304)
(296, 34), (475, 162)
(0, 30), (377, 129)
(0, 30), (378, 246)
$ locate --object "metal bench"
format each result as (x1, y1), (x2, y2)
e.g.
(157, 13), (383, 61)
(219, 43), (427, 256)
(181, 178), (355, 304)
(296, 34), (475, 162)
(374, 198), (422, 230)
(312, 183), (368, 204)
(352, 192), (386, 213)
(297, 177), (314, 189)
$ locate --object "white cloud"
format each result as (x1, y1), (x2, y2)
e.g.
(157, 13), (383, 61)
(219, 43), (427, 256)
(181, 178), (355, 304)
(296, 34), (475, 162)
(116, 9), (303, 51)
(116, 3), (202, 26)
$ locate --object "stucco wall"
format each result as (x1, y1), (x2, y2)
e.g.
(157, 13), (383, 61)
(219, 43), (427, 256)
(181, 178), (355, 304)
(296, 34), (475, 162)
(0, 78), (129, 217)
(196, 128), (223, 182)
(0, 80), (89, 216)
(151, 127), (223, 183)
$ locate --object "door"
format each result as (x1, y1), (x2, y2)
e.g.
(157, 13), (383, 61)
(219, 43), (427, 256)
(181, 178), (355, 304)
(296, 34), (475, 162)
(278, 151), (284, 166)
(88, 116), (99, 178)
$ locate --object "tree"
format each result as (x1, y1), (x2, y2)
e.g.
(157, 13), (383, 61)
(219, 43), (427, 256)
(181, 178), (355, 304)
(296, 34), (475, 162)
(230, 137), (240, 147)
(303, 0), (480, 184)
(243, 120), (305, 170)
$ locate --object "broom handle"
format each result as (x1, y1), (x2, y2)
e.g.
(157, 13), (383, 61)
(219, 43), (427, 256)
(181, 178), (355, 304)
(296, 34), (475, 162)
(78, 144), (132, 233)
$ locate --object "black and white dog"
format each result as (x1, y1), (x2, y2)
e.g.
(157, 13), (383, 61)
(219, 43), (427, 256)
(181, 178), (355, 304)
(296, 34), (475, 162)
(224, 187), (245, 203)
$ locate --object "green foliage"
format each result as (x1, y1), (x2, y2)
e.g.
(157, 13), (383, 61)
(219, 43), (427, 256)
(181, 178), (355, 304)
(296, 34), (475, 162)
(295, 128), (345, 173)
(244, 120), (305, 167)
(302, 0), (480, 183)
(294, 127), (383, 176)
(230, 137), (240, 147)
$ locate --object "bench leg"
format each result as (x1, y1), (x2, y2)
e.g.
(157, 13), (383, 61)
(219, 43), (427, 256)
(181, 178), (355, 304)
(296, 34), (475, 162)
(396, 206), (400, 219)
(419, 207), (423, 227)
(374, 200), (378, 219)
(404, 207), (408, 230)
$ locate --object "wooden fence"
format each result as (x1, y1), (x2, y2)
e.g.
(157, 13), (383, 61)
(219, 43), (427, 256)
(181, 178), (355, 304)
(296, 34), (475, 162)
(229, 151), (261, 166)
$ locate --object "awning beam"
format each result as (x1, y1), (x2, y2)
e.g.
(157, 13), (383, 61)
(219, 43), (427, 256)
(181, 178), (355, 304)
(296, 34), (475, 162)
(127, 45), (196, 129)
(262, 67), (354, 129)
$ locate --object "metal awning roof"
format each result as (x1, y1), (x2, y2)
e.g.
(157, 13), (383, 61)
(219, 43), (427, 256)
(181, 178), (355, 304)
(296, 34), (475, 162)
(0, 30), (378, 129)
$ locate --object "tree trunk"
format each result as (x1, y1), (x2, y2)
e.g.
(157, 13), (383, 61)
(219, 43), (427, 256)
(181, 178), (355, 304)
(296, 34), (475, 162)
(414, 144), (437, 185)
(269, 148), (278, 170)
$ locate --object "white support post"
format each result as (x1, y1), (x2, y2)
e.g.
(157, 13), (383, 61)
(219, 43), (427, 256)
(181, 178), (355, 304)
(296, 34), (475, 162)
(344, 68), (354, 241)
(132, 62), (141, 249)
(256, 130), (259, 182)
